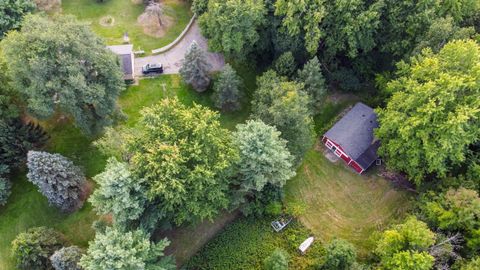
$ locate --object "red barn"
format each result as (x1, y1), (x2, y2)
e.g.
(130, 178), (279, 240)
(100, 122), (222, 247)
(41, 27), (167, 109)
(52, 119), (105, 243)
(322, 102), (380, 174)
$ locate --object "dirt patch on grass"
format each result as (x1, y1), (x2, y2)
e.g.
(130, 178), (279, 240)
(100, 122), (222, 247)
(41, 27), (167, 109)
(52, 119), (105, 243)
(34, 0), (62, 12)
(99, 15), (115, 27)
(137, 12), (175, 38)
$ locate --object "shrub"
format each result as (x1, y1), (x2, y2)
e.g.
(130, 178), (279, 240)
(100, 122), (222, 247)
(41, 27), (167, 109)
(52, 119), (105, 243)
(322, 239), (357, 270)
(50, 246), (83, 270)
(264, 249), (289, 270)
(27, 151), (87, 212)
(0, 174), (11, 206)
(11, 227), (66, 270)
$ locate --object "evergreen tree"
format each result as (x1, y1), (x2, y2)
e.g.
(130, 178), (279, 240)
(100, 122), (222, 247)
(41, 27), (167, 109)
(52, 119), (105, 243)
(50, 246), (83, 270)
(274, 51), (297, 78)
(233, 120), (295, 192)
(213, 64), (242, 112)
(11, 227), (66, 270)
(2, 14), (125, 135)
(297, 56), (326, 111)
(264, 249), (289, 270)
(90, 158), (148, 227)
(0, 0), (35, 38)
(27, 151), (86, 212)
(179, 41), (212, 92)
(79, 227), (175, 270)
(0, 165), (11, 206)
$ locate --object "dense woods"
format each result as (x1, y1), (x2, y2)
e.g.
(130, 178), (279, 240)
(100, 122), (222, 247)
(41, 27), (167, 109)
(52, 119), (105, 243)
(0, 0), (479, 269)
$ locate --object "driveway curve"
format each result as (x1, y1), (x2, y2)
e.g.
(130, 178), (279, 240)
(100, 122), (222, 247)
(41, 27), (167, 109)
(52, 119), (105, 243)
(134, 20), (225, 75)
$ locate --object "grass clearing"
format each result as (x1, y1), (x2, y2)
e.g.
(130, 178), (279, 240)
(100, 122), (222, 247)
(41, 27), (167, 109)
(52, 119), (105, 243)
(285, 149), (413, 259)
(62, 0), (192, 53)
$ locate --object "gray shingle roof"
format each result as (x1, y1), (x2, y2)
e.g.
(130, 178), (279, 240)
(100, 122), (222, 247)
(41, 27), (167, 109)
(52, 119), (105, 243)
(324, 102), (378, 160)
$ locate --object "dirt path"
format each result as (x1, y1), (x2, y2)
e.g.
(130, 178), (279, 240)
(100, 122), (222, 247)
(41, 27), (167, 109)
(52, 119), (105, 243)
(134, 20), (225, 75)
(153, 210), (239, 268)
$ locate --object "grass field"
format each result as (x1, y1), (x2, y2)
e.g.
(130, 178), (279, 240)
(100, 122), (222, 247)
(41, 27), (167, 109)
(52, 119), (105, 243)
(285, 149), (413, 258)
(62, 0), (192, 53)
(0, 73), (253, 269)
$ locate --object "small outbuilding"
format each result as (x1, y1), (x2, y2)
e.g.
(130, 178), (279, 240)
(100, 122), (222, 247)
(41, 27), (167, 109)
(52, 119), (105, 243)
(107, 44), (135, 82)
(322, 102), (380, 174)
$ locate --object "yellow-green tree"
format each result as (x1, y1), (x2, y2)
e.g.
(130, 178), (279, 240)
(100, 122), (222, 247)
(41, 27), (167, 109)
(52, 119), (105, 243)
(376, 40), (480, 184)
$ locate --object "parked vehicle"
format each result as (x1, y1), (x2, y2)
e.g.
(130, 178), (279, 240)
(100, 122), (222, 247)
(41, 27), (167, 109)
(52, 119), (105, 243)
(142, 63), (163, 74)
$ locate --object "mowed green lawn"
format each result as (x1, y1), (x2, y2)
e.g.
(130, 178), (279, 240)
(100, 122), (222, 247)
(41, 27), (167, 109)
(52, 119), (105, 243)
(285, 149), (413, 258)
(0, 74), (252, 269)
(62, 0), (192, 53)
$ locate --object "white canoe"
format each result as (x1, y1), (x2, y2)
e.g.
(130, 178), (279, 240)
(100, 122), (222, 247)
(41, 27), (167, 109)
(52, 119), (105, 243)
(298, 236), (314, 254)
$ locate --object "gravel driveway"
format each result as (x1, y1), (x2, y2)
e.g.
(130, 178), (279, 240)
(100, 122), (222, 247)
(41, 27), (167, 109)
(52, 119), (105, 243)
(134, 20), (225, 75)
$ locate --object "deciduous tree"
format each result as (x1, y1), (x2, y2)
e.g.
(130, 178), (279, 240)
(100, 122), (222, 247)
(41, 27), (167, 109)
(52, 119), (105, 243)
(212, 64), (242, 112)
(2, 14), (124, 135)
(27, 151), (86, 212)
(179, 41), (211, 92)
(376, 40), (480, 183)
(199, 0), (266, 59)
(264, 249), (288, 270)
(12, 227), (66, 270)
(252, 70), (315, 163)
(130, 98), (238, 225)
(233, 120), (295, 192)
(322, 239), (357, 270)
(79, 227), (175, 270)
(376, 216), (436, 270)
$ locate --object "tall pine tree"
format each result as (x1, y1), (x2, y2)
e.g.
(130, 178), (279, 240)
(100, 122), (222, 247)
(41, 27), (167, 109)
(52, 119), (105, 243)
(213, 64), (242, 112)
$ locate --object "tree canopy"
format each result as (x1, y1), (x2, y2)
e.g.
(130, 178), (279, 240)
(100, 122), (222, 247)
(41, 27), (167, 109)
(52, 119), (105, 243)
(79, 227), (175, 270)
(322, 239), (357, 270)
(130, 98), (239, 225)
(0, 0), (35, 38)
(199, 0), (266, 59)
(213, 64), (242, 112)
(376, 40), (480, 183)
(1, 14), (124, 135)
(179, 41), (211, 92)
(233, 119), (295, 192)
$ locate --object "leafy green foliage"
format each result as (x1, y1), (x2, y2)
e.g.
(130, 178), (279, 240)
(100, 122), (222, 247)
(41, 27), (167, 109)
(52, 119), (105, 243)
(179, 41), (212, 92)
(11, 227), (66, 270)
(252, 70), (315, 164)
(233, 120), (295, 192)
(199, 0), (266, 59)
(322, 0), (383, 59)
(0, 57), (18, 120)
(213, 64), (242, 112)
(130, 98), (238, 225)
(0, 0), (35, 38)
(297, 56), (326, 111)
(264, 249), (289, 270)
(274, 51), (296, 78)
(412, 16), (475, 55)
(191, 0), (208, 15)
(322, 239), (357, 270)
(375, 216), (435, 270)
(420, 188), (480, 251)
(50, 246), (83, 270)
(79, 227), (175, 270)
(27, 151), (86, 212)
(376, 40), (480, 183)
(185, 217), (325, 269)
(275, 0), (325, 55)
(1, 14), (124, 135)
(462, 257), (480, 270)
(90, 158), (148, 227)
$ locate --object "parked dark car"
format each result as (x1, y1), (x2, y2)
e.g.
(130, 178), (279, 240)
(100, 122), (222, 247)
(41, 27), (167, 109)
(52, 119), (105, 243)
(142, 63), (163, 74)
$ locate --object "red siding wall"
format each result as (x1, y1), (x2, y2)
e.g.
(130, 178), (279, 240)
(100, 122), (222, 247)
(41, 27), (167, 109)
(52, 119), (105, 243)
(323, 136), (364, 174)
